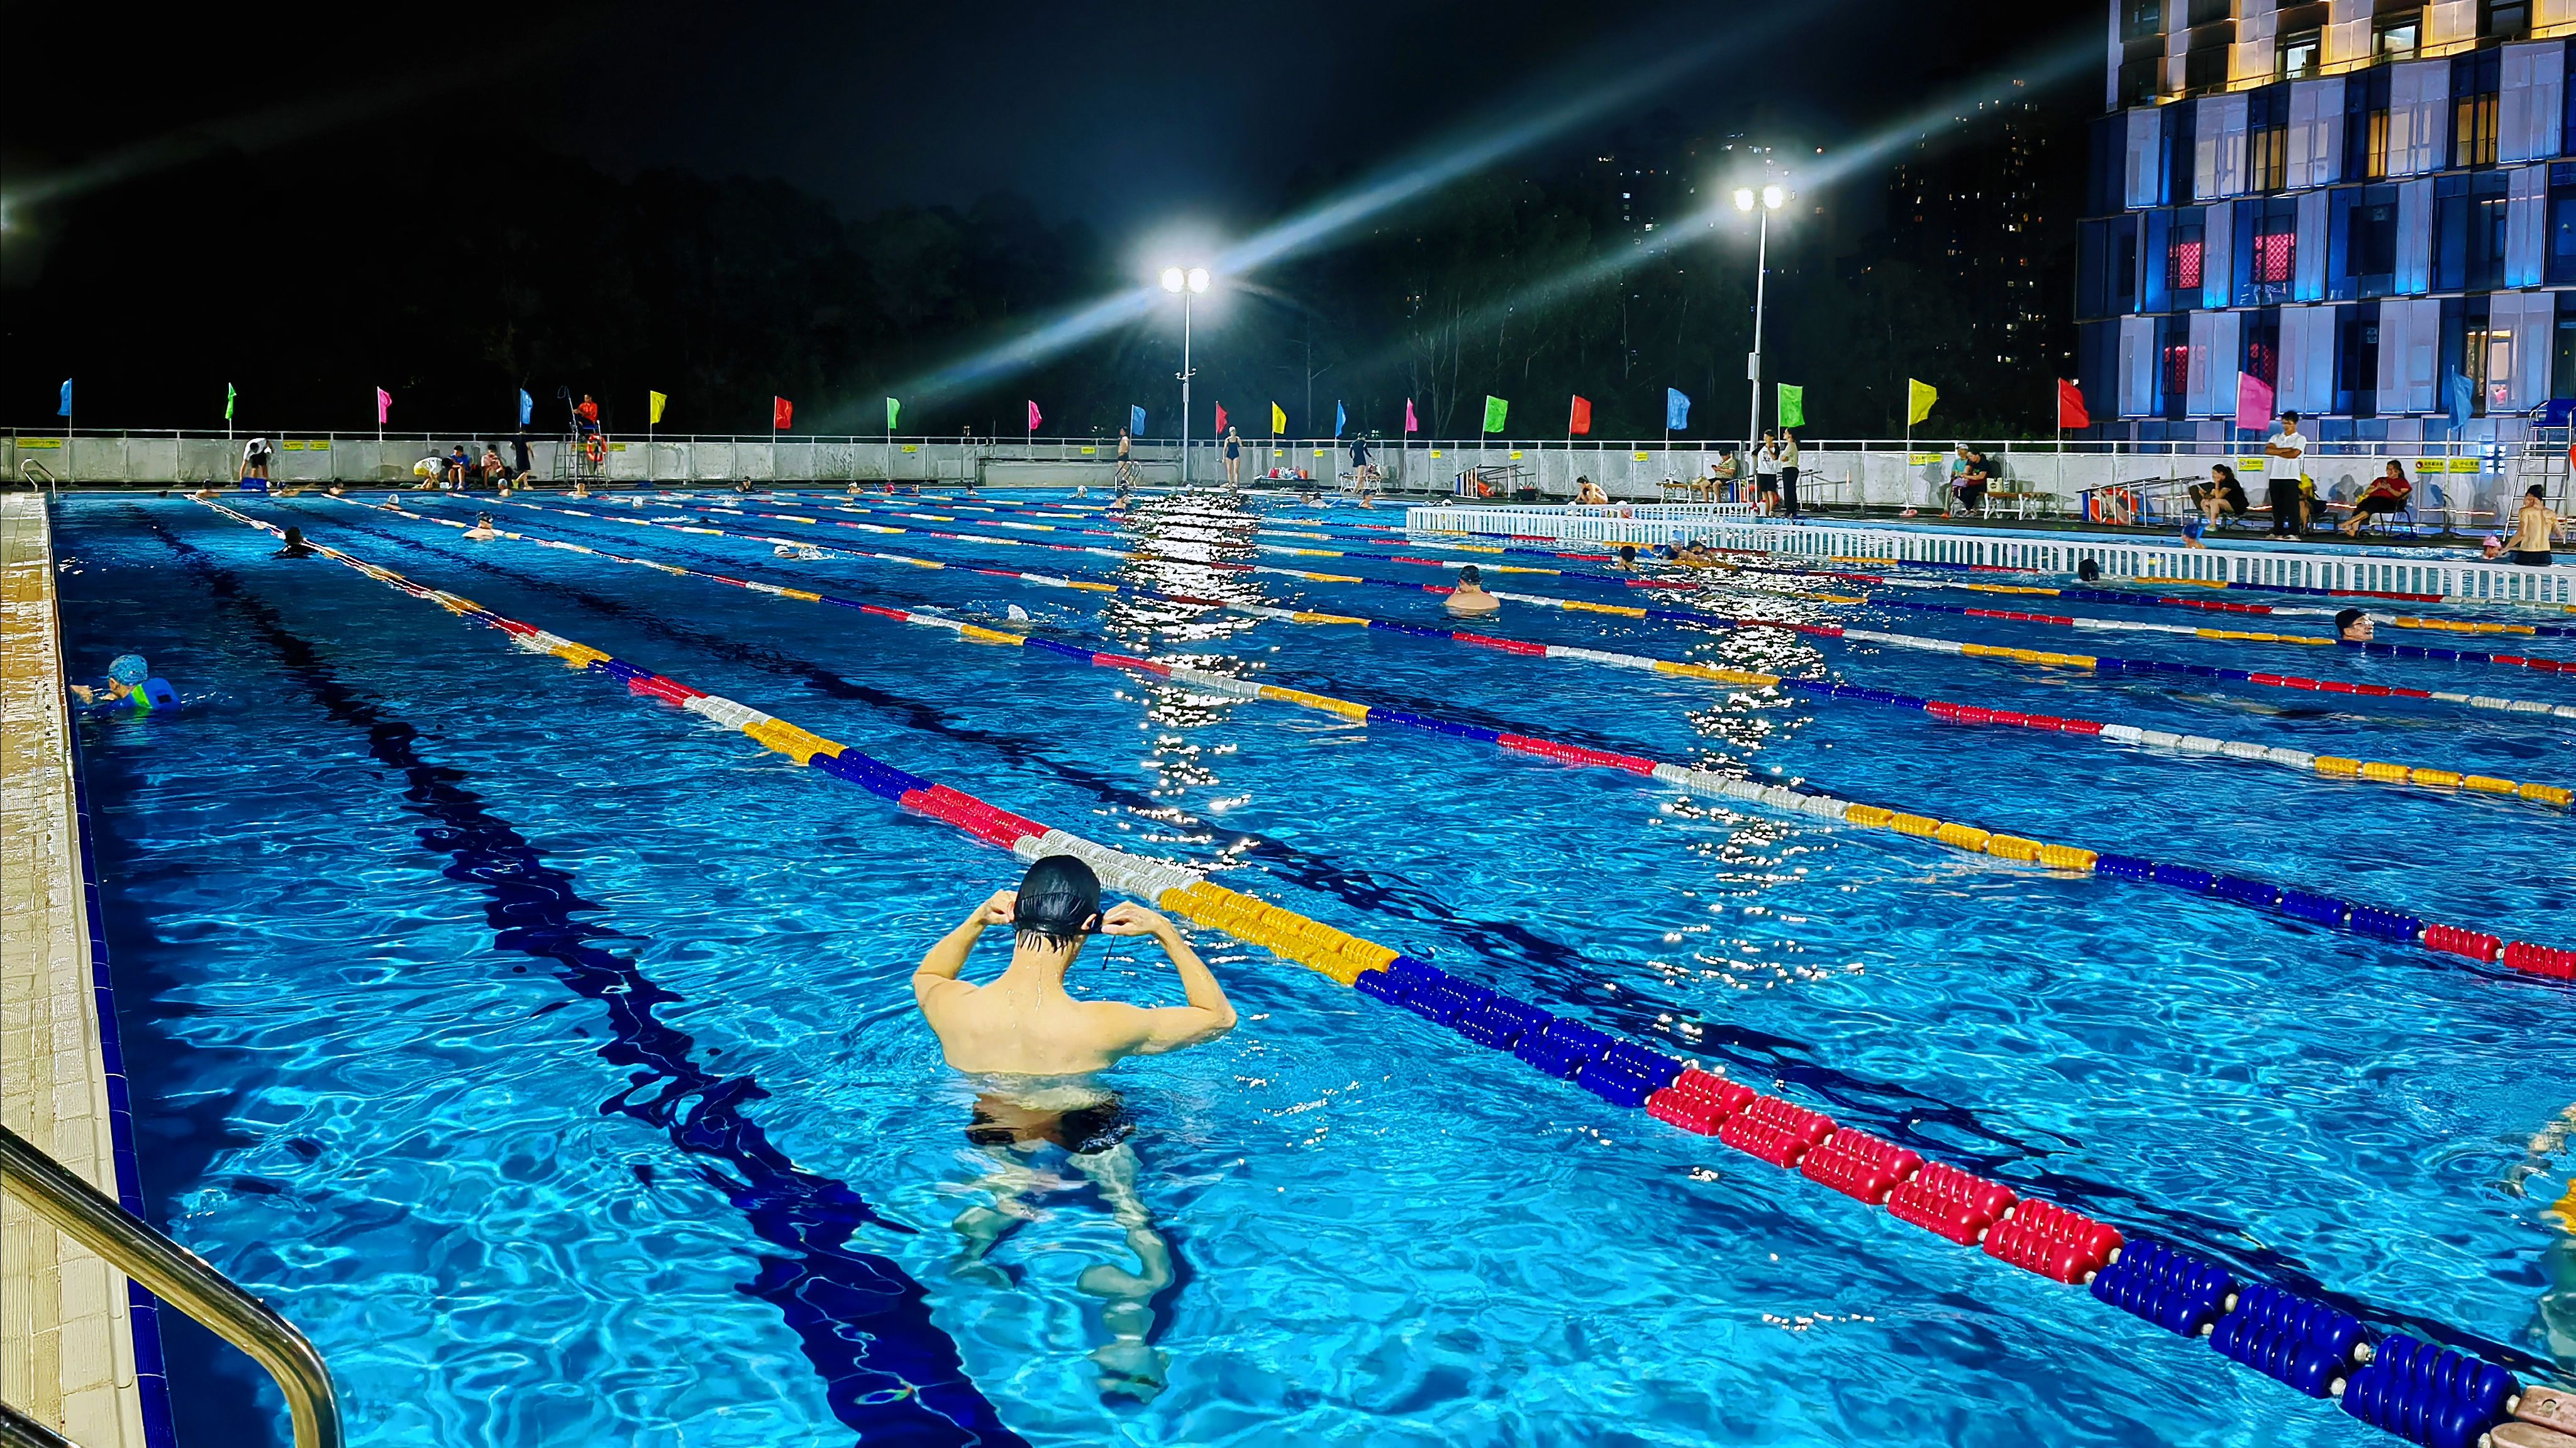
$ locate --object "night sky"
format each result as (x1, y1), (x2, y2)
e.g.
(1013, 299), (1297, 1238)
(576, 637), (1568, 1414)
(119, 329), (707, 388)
(4, 0), (2098, 433)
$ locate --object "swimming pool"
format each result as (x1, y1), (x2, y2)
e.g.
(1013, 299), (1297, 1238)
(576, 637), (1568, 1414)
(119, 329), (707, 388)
(51, 489), (2576, 1447)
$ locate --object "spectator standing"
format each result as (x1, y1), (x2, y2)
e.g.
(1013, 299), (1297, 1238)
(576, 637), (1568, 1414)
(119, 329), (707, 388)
(1776, 432), (1802, 519)
(2263, 412), (2309, 536)
(1752, 431), (1779, 514)
(240, 436), (274, 484)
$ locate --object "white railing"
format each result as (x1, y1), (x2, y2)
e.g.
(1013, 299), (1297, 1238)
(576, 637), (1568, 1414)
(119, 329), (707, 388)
(1402, 507), (2576, 606)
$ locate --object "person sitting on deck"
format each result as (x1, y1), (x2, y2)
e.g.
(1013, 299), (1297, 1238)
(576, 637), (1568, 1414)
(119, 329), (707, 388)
(2335, 607), (2375, 642)
(2192, 463), (2249, 531)
(912, 856), (1236, 1400)
(1948, 450), (1996, 516)
(1575, 476), (1609, 505)
(445, 445), (473, 489)
(1445, 564), (1502, 615)
(2338, 462), (2412, 538)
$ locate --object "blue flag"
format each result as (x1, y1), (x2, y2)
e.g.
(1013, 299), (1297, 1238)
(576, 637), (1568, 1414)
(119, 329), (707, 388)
(1665, 388), (1690, 431)
(1335, 400), (1347, 438)
(1130, 404), (1148, 437)
(518, 389), (534, 427)
(2446, 368), (2473, 431)
(57, 379), (72, 418)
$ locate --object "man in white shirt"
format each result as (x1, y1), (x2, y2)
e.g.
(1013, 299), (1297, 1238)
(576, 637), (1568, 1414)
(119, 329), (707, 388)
(2263, 411), (2308, 536)
(1752, 431), (1780, 515)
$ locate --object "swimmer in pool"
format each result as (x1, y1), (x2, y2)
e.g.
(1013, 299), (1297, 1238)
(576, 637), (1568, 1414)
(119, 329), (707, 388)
(2335, 607), (2374, 642)
(463, 513), (500, 540)
(913, 856), (1236, 1400)
(1445, 564), (1501, 616)
(70, 654), (150, 706)
(275, 527), (316, 558)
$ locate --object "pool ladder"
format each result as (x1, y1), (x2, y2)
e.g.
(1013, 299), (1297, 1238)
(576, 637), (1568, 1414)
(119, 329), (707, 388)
(0, 1124), (343, 1448)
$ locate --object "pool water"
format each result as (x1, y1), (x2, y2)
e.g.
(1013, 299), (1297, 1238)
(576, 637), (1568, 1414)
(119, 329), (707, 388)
(51, 490), (2576, 1448)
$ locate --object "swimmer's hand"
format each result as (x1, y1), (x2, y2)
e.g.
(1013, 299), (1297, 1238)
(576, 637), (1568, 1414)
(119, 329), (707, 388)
(1098, 903), (1176, 941)
(973, 890), (1017, 929)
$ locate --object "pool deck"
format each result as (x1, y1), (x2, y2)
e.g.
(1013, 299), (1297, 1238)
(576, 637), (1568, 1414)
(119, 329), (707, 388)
(1, 494), (148, 1445)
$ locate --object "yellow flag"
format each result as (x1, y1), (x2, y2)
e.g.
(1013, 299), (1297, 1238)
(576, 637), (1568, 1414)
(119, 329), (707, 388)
(648, 390), (669, 425)
(1906, 379), (1938, 426)
(1270, 402), (1287, 435)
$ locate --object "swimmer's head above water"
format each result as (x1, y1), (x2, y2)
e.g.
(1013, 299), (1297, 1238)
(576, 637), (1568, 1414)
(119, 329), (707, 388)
(1011, 854), (1101, 952)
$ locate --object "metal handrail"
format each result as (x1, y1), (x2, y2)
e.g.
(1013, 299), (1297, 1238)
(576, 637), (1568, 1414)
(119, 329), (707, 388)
(0, 1125), (343, 1448)
(16, 460), (57, 497)
(1, 1399), (81, 1448)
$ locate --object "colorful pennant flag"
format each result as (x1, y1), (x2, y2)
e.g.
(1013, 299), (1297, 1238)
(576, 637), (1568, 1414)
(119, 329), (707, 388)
(1270, 401), (1286, 436)
(1404, 399), (1419, 434)
(58, 379), (74, 417)
(1026, 399), (1042, 433)
(1665, 388), (1691, 431)
(886, 397), (901, 433)
(1568, 395), (1591, 436)
(649, 390), (669, 426)
(1214, 402), (1230, 434)
(2059, 378), (2092, 431)
(375, 387), (392, 424)
(772, 396), (794, 431)
(1130, 404), (1146, 436)
(1481, 395), (1507, 434)
(518, 389), (534, 427)
(1335, 400), (1346, 438)
(1906, 378), (1938, 426)
(1776, 384), (1804, 429)
(225, 383), (237, 422)
(2231, 373), (2270, 433)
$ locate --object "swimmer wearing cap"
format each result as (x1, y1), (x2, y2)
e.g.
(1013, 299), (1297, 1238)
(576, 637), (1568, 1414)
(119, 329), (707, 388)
(2335, 607), (2375, 643)
(913, 856), (1235, 1398)
(913, 855), (1235, 1075)
(70, 655), (150, 705)
(1444, 564), (1501, 616)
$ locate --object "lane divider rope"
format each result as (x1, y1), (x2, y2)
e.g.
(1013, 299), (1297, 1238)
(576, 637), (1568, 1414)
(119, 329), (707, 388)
(328, 494), (2576, 980)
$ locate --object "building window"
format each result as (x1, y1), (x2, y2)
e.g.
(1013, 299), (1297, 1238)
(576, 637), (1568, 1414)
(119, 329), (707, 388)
(2551, 170), (2576, 285)
(2255, 222), (2296, 284)
(2163, 338), (2192, 402)
(2455, 51), (2501, 169)
(2170, 221), (2206, 292)
(2482, 0), (2531, 40)
(2124, 0), (2163, 43)
(2373, 14), (2419, 62)
(2279, 28), (2321, 81)
(2250, 83), (2290, 192)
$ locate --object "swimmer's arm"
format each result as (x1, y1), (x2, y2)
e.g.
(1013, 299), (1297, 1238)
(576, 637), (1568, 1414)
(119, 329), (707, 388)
(1101, 904), (1236, 1054)
(913, 890), (1014, 1010)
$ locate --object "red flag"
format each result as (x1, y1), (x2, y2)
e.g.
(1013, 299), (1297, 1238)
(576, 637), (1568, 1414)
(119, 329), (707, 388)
(1568, 395), (1592, 436)
(1214, 402), (1228, 433)
(1026, 400), (1042, 432)
(772, 396), (794, 431)
(2055, 379), (2089, 431)
(1404, 398), (1419, 434)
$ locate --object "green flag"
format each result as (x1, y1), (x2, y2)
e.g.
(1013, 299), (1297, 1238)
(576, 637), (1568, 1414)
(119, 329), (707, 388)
(1481, 395), (1508, 434)
(225, 383), (236, 421)
(1776, 382), (1804, 429)
(886, 397), (901, 433)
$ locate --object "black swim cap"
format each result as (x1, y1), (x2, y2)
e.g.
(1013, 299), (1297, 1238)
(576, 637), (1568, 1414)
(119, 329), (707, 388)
(2335, 607), (2365, 632)
(2077, 559), (2101, 582)
(1013, 855), (1101, 949)
(1459, 565), (1482, 583)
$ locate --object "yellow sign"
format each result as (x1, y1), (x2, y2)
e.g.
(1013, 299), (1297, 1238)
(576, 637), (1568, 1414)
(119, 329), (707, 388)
(281, 440), (304, 451)
(301, 439), (329, 451)
(902, 445), (919, 454)
(1908, 453), (1941, 465)
(610, 442), (628, 451)
(1632, 452), (1650, 461)
(1429, 450), (1443, 459)
(1080, 446), (1097, 455)
(1313, 448), (1326, 456)
(1509, 451), (1524, 460)
(19, 438), (60, 449)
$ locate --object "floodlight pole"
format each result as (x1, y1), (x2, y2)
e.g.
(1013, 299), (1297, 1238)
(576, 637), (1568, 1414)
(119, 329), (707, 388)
(1179, 291), (1192, 486)
(1746, 202), (1770, 450)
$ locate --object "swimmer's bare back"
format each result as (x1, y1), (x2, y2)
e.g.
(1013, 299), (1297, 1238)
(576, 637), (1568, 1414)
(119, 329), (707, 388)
(911, 891), (1238, 1076)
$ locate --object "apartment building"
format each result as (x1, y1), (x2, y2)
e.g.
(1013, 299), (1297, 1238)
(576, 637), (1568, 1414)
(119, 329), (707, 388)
(2076, 0), (2576, 441)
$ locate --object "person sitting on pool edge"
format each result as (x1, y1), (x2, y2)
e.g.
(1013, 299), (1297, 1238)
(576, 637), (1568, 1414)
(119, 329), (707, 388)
(2335, 607), (2375, 643)
(913, 856), (1236, 1399)
(1445, 564), (1501, 615)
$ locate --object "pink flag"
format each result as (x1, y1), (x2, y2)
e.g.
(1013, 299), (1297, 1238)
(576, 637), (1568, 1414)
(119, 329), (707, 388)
(1026, 400), (1041, 432)
(375, 387), (392, 424)
(2235, 371), (2275, 432)
(1404, 398), (1419, 434)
